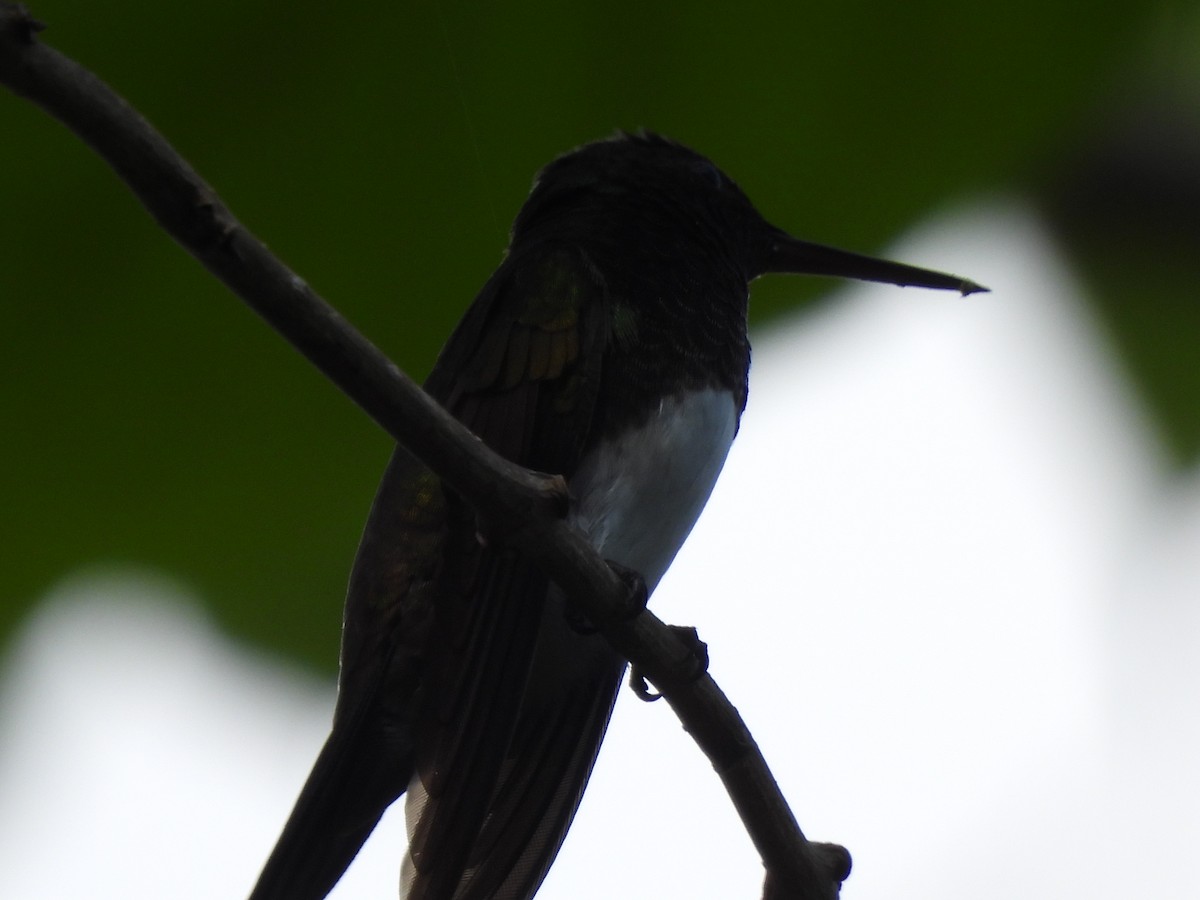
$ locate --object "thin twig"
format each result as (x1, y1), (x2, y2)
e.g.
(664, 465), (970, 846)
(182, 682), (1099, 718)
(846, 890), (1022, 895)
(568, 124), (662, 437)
(0, 5), (850, 897)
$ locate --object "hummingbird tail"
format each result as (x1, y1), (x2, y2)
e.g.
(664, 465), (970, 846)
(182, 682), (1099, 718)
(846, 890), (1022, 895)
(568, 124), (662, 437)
(248, 712), (413, 900)
(400, 602), (626, 900)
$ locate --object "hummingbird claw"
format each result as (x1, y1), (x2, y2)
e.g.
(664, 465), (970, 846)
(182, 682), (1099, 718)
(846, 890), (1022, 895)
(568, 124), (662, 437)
(629, 625), (710, 703)
(606, 560), (649, 620)
(471, 470), (570, 550)
(631, 667), (661, 701)
(564, 607), (599, 635)
(546, 473), (572, 518)
(565, 559), (648, 635)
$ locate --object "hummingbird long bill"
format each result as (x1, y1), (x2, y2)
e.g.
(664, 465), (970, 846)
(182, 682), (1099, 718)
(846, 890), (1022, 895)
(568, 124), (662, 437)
(247, 132), (986, 900)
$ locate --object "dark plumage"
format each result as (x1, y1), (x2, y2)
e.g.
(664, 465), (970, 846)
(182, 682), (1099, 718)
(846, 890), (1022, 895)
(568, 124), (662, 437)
(248, 132), (984, 900)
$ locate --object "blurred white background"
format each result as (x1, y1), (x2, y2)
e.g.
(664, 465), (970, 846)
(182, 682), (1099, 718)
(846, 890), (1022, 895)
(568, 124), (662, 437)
(2, 200), (1196, 898)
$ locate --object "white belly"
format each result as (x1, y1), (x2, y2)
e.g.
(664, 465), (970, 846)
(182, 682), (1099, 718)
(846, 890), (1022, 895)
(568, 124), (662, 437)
(568, 389), (739, 593)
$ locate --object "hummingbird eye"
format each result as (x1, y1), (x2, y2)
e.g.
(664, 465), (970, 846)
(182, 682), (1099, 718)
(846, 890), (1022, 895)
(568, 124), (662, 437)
(683, 155), (725, 192)
(701, 161), (724, 191)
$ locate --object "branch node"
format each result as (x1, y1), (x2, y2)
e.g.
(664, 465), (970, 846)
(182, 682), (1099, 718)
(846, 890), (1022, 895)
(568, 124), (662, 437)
(762, 842), (851, 899)
(815, 843), (853, 883)
(1, 4), (45, 42)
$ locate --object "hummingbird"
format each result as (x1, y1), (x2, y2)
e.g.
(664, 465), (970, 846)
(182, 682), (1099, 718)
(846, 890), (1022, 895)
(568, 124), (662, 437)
(248, 132), (985, 900)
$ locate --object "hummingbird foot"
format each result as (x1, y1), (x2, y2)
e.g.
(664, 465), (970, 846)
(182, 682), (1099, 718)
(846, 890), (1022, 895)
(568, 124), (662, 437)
(565, 560), (648, 634)
(630, 625), (710, 702)
(472, 471), (570, 549)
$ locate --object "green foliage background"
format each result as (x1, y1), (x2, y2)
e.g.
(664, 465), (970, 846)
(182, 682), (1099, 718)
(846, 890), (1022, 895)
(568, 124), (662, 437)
(1, 0), (1194, 672)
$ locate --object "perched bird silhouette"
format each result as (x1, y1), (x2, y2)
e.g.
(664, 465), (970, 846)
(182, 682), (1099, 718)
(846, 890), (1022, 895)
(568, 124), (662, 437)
(248, 132), (984, 900)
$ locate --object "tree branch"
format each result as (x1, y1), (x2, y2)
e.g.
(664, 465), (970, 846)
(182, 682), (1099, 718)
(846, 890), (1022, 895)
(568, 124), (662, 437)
(0, 5), (850, 897)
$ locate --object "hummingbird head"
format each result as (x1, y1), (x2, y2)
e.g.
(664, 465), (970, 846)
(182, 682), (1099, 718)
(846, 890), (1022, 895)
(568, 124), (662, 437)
(514, 131), (987, 296)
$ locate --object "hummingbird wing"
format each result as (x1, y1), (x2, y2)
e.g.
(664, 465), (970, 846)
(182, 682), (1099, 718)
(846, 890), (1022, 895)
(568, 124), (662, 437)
(397, 245), (625, 900)
(251, 244), (618, 900)
(247, 443), (451, 900)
